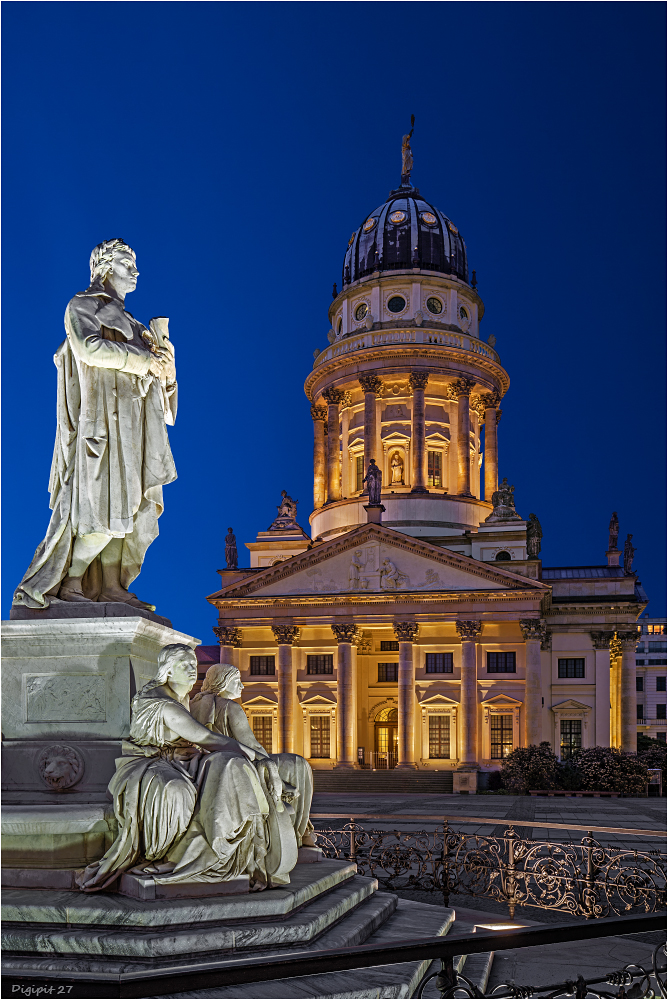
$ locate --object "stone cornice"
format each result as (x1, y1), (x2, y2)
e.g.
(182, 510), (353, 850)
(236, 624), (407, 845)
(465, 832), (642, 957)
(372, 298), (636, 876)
(208, 522), (549, 604)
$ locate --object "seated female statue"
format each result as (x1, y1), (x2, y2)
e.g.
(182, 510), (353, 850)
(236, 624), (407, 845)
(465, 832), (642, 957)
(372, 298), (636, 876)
(76, 643), (297, 893)
(190, 663), (316, 851)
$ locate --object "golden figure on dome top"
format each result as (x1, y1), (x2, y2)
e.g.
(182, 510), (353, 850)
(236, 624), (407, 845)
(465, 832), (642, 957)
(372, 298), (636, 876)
(401, 114), (415, 185)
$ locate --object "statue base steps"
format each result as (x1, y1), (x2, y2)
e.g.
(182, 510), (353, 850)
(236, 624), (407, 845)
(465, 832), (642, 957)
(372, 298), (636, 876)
(118, 872), (251, 900)
(2, 859), (454, 998)
(9, 599), (172, 628)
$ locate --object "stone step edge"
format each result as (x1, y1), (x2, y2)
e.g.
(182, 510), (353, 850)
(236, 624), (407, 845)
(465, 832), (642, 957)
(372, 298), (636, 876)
(1, 877), (383, 962)
(0, 860), (357, 928)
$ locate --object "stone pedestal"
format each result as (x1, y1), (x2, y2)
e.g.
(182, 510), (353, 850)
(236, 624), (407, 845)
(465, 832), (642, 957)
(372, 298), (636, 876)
(1, 615), (199, 871)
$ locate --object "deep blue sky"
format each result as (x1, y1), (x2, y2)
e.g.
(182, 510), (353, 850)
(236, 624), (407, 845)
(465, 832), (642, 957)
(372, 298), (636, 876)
(2, 2), (665, 641)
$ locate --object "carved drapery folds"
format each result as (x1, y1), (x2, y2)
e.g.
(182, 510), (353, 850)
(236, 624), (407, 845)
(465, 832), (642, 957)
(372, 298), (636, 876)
(331, 623), (359, 644)
(519, 619), (548, 644)
(213, 625), (242, 648)
(456, 620), (483, 641)
(393, 622), (420, 643)
(272, 624), (300, 646)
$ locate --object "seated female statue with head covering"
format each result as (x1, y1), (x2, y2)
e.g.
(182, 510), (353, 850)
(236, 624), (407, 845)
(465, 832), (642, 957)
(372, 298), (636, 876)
(190, 663), (316, 851)
(76, 643), (298, 893)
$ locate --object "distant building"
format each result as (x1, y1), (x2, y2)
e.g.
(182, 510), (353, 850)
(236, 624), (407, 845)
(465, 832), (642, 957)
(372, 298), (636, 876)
(204, 156), (650, 780)
(635, 616), (667, 741)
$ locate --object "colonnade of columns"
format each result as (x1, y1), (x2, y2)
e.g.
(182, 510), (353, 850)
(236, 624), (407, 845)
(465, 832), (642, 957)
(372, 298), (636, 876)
(311, 373), (502, 508)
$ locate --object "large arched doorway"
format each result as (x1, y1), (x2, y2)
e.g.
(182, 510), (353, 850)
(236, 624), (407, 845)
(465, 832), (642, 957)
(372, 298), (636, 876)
(373, 706), (398, 769)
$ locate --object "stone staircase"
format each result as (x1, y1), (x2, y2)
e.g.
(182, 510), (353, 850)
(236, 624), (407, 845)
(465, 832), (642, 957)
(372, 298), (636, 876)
(313, 770), (454, 794)
(2, 858), (469, 998)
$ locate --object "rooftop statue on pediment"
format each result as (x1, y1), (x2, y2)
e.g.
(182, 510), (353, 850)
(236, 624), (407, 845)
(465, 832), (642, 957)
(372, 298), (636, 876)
(268, 491), (299, 530)
(483, 477), (523, 524)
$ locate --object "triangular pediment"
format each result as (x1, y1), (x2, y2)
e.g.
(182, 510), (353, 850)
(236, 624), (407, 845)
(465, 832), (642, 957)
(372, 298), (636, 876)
(481, 694), (523, 708)
(418, 691), (460, 706)
(208, 523), (549, 601)
(551, 699), (591, 713)
(242, 693), (277, 707)
(299, 692), (336, 706)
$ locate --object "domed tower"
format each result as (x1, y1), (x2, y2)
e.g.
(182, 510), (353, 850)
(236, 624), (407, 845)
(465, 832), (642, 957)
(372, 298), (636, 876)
(305, 145), (509, 545)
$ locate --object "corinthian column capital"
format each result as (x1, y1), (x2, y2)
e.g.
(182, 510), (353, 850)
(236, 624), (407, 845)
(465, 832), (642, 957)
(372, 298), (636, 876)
(480, 391), (501, 410)
(213, 625), (242, 647)
(359, 374), (383, 395)
(615, 630), (639, 651)
(451, 378), (475, 398)
(331, 623), (358, 644)
(589, 630), (616, 649)
(519, 619), (548, 644)
(456, 620), (483, 640)
(323, 386), (345, 405)
(310, 403), (327, 421)
(272, 624), (300, 645)
(408, 372), (429, 391)
(393, 622), (419, 643)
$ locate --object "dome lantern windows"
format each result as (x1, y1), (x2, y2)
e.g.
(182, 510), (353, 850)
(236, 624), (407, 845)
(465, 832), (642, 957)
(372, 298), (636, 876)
(389, 210), (407, 224)
(362, 217), (377, 233)
(387, 295), (407, 314)
(421, 212), (437, 226)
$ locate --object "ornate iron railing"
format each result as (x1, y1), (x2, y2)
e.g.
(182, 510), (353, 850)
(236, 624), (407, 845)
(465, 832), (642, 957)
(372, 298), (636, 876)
(312, 821), (667, 919)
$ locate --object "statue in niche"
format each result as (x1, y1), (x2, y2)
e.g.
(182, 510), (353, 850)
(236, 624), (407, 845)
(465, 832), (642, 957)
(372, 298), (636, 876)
(390, 452), (404, 485)
(623, 534), (636, 575)
(526, 514), (543, 559)
(13, 239), (176, 613)
(76, 644), (298, 893)
(190, 663), (316, 856)
(225, 528), (238, 570)
(268, 491), (299, 529)
(349, 549), (363, 589)
(380, 558), (408, 590)
(608, 512), (619, 550)
(401, 114), (415, 184)
(362, 459), (382, 505)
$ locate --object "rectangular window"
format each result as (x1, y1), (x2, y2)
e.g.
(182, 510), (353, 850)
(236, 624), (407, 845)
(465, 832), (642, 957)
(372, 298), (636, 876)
(427, 451), (442, 488)
(558, 658), (585, 678)
(636, 660), (647, 666)
(657, 705), (667, 720)
(637, 704), (645, 720)
(307, 654), (334, 675)
(380, 640), (399, 651)
(251, 716), (273, 752)
(636, 643), (646, 653)
(649, 642), (667, 652)
(649, 660), (668, 666)
(490, 715), (513, 759)
(250, 656), (275, 676)
(560, 720), (582, 760)
(487, 652), (516, 673)
(425, 652), (454, 673)
(355, 455), (364, 493)
(648, 625), (666, 635)
(636, 676), (644, 691)
(657, 677), (667, 692)
(429, 715), (450, 758)
(378, 662), (398, 682)
(310, 716), (331, 758)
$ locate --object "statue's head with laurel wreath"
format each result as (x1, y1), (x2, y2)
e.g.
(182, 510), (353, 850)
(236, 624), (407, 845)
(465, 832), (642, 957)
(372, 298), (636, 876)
(89, 238), (139, 299)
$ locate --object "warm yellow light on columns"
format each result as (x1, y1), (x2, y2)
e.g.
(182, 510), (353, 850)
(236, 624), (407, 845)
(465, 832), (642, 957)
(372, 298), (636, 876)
(481, 392), (500, 501)
(409, 372), (429, 494)
(452, 379), (475, 497)
(617, 631), (638, 753)
(359, 374), (383, 489)
(323, 387), (344, 503)
(393, 621), (419, 769)
(311, 403), (327, 509)
(272, 625), (299, 753)
(456, 620), (482, 765)
(332, 624), (357, 768)
(213, 625), (242, 664)
(520, 619), (547, 746)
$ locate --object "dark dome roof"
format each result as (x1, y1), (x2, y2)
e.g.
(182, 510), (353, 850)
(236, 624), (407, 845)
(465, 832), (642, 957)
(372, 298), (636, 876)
(342, 184), (468, 288)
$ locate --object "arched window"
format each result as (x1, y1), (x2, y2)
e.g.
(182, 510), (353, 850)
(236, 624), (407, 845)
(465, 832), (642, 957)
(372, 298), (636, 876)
(375, 706), (398, 722)
(495, 551), (511, 561)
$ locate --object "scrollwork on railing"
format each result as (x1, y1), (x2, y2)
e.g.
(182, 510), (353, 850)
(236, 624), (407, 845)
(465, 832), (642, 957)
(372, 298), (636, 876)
(313, 822), (666, 920)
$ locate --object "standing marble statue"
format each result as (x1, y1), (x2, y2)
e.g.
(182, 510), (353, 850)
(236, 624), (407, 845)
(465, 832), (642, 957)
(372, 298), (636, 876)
(526, 513), (543, 559)
(77, 644), (299, 892)
(13, 239), (176, 613)
(190, 663), (316, 853)
(363, 459), (382, 505)
(225, 528), (238, 570)
(623, 534), (636, 575)
(608, 512), (619, 550)
(390, 453), (404, 484)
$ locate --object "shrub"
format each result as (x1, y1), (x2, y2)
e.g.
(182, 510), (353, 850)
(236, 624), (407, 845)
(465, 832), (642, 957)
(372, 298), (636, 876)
(487, 770), (504, 791)
(637, 734), (667, 790)
(500, 742), (560, 795)
(568, 746), (648, 795)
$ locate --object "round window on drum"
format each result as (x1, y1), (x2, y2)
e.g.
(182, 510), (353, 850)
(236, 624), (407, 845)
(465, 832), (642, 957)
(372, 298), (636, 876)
(354, 303), (368, 321)
(387, 295), (406, 314)
(426, 296), (443, 315)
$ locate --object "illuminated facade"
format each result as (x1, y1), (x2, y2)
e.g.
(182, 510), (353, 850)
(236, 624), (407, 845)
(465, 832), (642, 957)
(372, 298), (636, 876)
(206, 165), (651, 781)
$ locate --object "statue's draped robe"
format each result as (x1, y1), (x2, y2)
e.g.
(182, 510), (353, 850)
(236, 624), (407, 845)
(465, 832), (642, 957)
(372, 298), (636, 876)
(189, 695), (314, 847)
(76, 694), (296, 892)
(13, 286), (177, 608)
